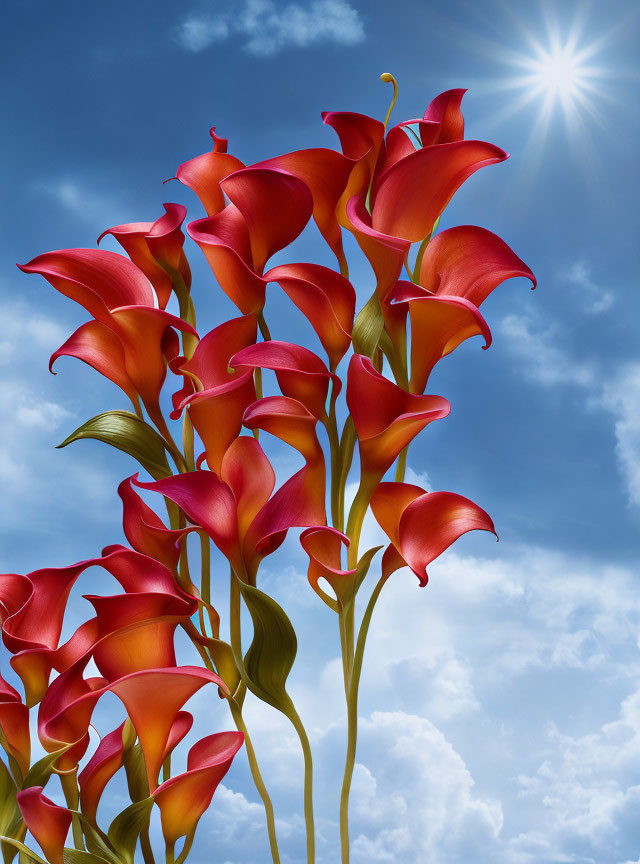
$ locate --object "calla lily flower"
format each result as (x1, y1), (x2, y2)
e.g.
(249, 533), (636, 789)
(19, 249), (197, 426)
(153, 731), (244, 843)
(17, 787), (71, 864)
(134, 432), (326, 581)
(299, 526), (357, 609)
(347, 355), (450, 481)
(418, 224), (537, 305)
(0, 673), (30, 776)
(254, 149), (353, 265)
(118, 477), (185, 573)
(98, 203), (191, 309)
(231, 341), (341, 420)
(78, 721), (128, 823)
(388, 281), (492, 393)
(263, 263), (355, 370)
(39, 659), (225, 786)
(175, 126), (246, 216)
(370, 482), (497, 585)
(174, 315), (258, 473)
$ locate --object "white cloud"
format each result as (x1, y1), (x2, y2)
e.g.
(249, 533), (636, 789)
(177, 0), (365, 56)
(500, 313), (595, 387)
(600, 364), (640, 506)
(565, 260), (614, 315)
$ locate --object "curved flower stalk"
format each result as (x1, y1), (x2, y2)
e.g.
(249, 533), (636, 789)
(7, 73), (535, 864)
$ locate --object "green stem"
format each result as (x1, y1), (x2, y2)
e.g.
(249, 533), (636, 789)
(228, 700), (282, 864)
(200, 533), (211, 607)
(345, 476), (377, 569)
(60, 770), (84, 850)
(165, 841), (175, 864)
(339, 573), (388, 864)
(337, 418), (357, 534)
(411, 234), (430, 284)
(174, 834), (194, 864)
(162, 754), (171, 783)
(395, 445), (408, 482)
(324, 403), (341, 531)
(284, 704), (315, 864)
(258, 311), (272, 341)
(183, 412), (195, 472)
(140, 828), (156, 864)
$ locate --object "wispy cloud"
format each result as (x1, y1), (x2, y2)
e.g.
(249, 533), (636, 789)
(600, 364), (640, 506)
(177, 0), (365, 57)
(500, 313), (596, 387)
(565, 259), (614, 315)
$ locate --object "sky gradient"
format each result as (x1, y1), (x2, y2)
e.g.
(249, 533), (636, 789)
(2, 1), (640, 862)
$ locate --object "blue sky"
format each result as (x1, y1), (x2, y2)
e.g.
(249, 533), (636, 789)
(2, 0), (640, 862)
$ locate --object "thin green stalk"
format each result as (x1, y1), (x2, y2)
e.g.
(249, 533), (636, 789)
(183, 412), (195, 472)
(165, 840), (175, 864)
(200, 532), (211, 606)
(395, 445), (408, 482)
(162, 754), (171, 783)
(258, 311), (272, 341)
(60, 770), (84, 851)
(345, 476), (377, 569)
(228, 700), (281, 864)
(324, 402), (341, 530)
(337, 418), (357, 534)
(284, 704), (315, 864)
(340, 573), (388, 864)
(140, 828), (157, 864)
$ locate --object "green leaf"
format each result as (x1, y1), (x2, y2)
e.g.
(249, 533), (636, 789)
(352, 291), (384, 358)
(208, 638), (241, 696)
(122, 744), (149, 803)
(0, 839), (45, 864)
(354, 546), (384, 594)
(75, 816), (119, 864)
(21, 746), (71, 790)
(237, 580), (297, 714)
(63, 850), (113, 864)
(57, 411), (172, 480)
(0, 762), (19, 837)
(107, 798), (154, 864)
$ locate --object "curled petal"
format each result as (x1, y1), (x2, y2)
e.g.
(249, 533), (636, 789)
(17, 787), (71, 864)
(420, 225), (536, 306)
(179, 314), (258, 391)
(184, 372), (256, 475)
(18, 248), (155, 324)
(255, 149), (353, 262)
(221, 167), (313, 273)
(98, 203), (190, 308)
(220, 437), (275, 544)
(107, 305), (197, 416)
(50, 319), (139, 407)
(133, 472), (241, 573)
(372, 140), (508, 243)
(300, 526), (356, 607)
(347, 355), (450, 478)
(346, 196), (410, 303)
(245, 462), (326, 573)
(188, 208), (266, 314)
(243, 397), (323, 464)
(118, 477), (185, 573)
(153, 731), (244, 843)
(321, 111), (385, 224)
(176, 129), (245, 216)
(264, 263), (355, 369)
(0, 673), (30, 776)
(78, 722), (127, 823)
(231, 341), (340, 419)
(371, 483), (497, 585)
(421, 88), (467, 145)
(109, 667), (225, 791)
(390, 282), (492, 393)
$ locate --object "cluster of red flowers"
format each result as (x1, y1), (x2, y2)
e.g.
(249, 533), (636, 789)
(1, 79), (534, 864)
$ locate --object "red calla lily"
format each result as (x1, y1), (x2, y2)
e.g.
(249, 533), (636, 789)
(78, 721), (127, 823)
(153, 731), (244, 843)
(419, 224), (537, 305)
(17, 787), (71, 864)
(300, 526), (357, 608)
(0, 673), (30, 776)
(231, 341), (341, 420)
(98, 203), (191, 309)
(370, 482), (497, 585)
(176, 126), (246, 216)
(264, 263), (355, 370)
(388, 281), (492, 393)
(118, 477), (185, 573)
(347, 355), (450, 480)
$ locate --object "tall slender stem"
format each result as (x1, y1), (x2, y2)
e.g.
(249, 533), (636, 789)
(395, 445), (408, 482)
(340, 573), (388, 864)
(60, 770), (84, 850)
(228, 700), (282, 864)
(285, 704), (315, 864)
